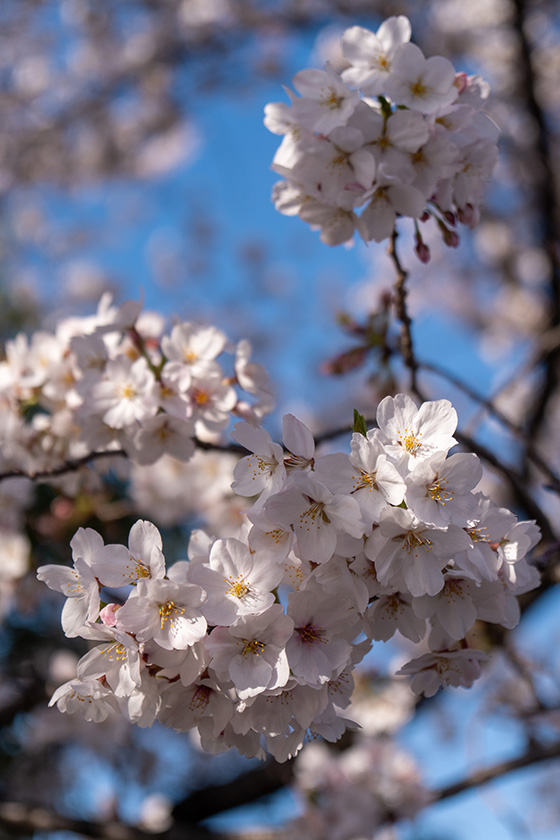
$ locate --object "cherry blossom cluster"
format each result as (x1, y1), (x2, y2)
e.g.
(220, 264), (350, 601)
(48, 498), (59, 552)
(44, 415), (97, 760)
(265, 15), (499, 254)
(38, 394), (540, 761)
(290, 736), (427, 840)
(0, 294), (273, 486)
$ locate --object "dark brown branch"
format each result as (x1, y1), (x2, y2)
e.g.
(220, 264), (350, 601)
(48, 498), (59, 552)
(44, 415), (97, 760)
(173, 735), (560, 827)
(0, 678), (49, 729)
(0, 801), (220, 840)
(172, 759), (295, 824)
(387, 228), (422, 401)
(511, 0), (560, 445)
(0, 439), (245, 484)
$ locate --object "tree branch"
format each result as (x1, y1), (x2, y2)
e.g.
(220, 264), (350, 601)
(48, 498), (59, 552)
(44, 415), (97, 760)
(387, 228), (422, 401)
(0, 801), (220, 840)
(0, 439), (245, 484)
(433, 738), (560, 802)
(510, 0), (560, 446)
(172, 759), (295, 825)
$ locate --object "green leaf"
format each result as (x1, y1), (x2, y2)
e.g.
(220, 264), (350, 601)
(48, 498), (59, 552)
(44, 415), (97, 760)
(352, 409), (368, 437)
(377, 95), (393, 119)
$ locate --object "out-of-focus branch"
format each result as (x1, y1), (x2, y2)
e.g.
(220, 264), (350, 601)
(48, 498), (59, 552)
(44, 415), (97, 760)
(0, 678), (49, 729)
(510, 0), (560, 446)
(0, 801), (221, 840)
(168, 735), (560, 828)
(171, 759), (295, 825)
(454, 428), (555, 542)
(433, 738), (560, 802)
(420, 359), (560, 494)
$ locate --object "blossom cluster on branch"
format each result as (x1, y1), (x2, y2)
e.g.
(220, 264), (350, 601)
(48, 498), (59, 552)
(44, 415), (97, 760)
(38, 394), (541, 762)
(0, 293), (273, 488)
(265, 15), (499, 254)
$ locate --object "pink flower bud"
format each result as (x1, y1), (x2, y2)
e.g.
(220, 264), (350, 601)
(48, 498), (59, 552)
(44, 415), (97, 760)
(454, 72), (468, 94)
(443, 228), (460, 248)
(443, 211), (456, 227)
(415, 241), (431, 264)
(100, 603), (121, 627)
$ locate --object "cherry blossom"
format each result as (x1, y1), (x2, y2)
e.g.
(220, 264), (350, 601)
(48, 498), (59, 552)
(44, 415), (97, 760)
(266, 15), (499, 251)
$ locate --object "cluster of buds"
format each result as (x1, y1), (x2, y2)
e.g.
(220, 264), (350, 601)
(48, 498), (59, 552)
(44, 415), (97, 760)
(39, 394), (540, 761)
(0, 294), (273, 489)
(265, 15), (499, 255)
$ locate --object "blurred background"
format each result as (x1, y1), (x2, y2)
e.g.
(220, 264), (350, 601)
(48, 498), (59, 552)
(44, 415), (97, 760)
(1, 1), (560, 839)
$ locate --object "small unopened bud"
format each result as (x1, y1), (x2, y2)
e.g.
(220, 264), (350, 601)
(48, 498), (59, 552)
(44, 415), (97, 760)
(443, 211), (456, 227)
(454, 72), (468, 94)
(443, 228), (460, 248)
(414, 229), (430, 264)
(420, 211), (430, 223)
(415, 239), (431, 264)
(100, 603), (121, 627)
(436, 217), (460, 247)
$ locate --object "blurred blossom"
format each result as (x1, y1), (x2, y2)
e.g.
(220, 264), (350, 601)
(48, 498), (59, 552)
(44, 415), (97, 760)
(138, 793), (173, 832)
(179, 0), (233, 28)
(131, 451), (239, 528)
(49, 650), (80, 684)
(515, 248), (551, 287)
(62, 261), (113, 302)
(432, 0), (512, 31)
(474, 221), (513, 263)
(135, 123), (201, 178)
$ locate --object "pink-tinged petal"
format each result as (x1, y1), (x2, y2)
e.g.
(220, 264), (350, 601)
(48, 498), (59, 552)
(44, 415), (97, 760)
(168, 614), (207, 649)
(391, 42), (425, 78)
(61, 597), (89, 638)
(388, 184), (427, 218)
(387, 111), (429, 152)
(128, 520), (163, 562)
(341, 26), (383, 66)
(294, 516), (337, 563)
(292, 68), (331, 98)
(376, 15), (411, 52)
(423, 56), (456, 94)
(91, 543), (146, 587)
(232, 422), (273, 454)
(438, 595), (477, 640)
(403, 556), (445, 598)
(416, 399), (458, 443)
(282, 414), (315, 459)
(70, 528), (105, 565)
(230, 656), (273, 699)
(360, 192), (396, 242)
